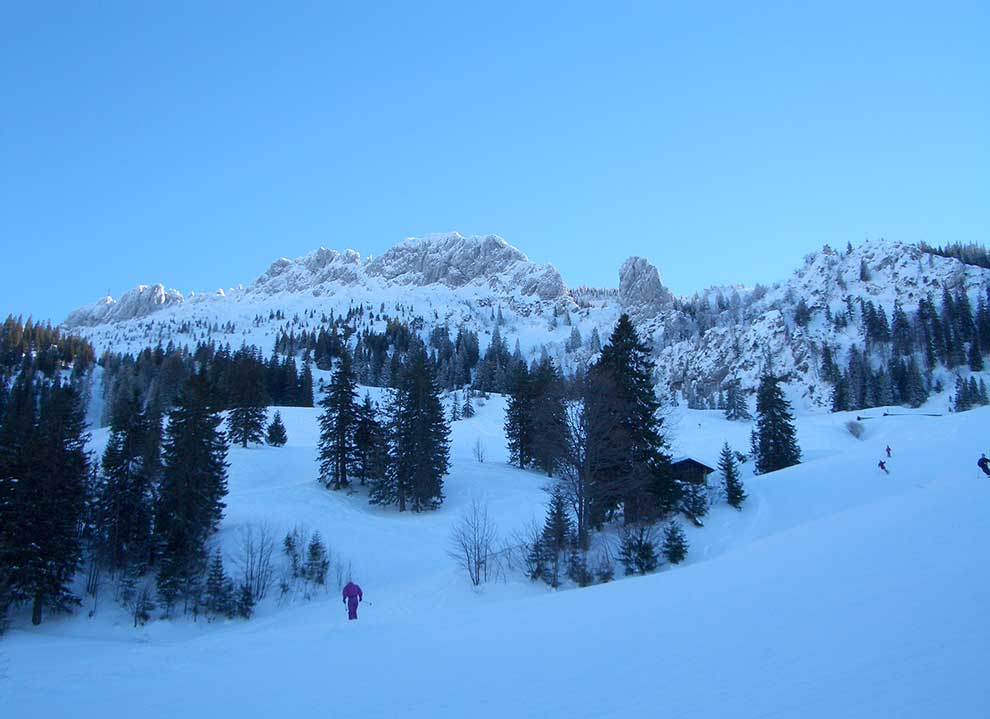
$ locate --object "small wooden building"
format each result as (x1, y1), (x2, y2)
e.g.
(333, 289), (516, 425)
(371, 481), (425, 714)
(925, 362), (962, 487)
(670, 456), (716, 485)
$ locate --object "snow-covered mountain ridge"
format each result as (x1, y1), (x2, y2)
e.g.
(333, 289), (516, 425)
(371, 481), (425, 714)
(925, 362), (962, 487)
(63, 233), (990, 408)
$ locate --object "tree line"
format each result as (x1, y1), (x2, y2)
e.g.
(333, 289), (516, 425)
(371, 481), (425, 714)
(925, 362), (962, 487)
(100, 342), (313, 427)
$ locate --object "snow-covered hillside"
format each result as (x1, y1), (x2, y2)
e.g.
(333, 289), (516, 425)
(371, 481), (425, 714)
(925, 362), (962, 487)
(61, 234), (990, 409)
(3, 392), (989, 717)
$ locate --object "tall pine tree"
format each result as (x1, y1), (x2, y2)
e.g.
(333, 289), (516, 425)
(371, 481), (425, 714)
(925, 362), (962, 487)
(719, 442), (746, 509)
(226, 348), (268, 448)
(94, 391), (156, 575)
(317, 349), (359, 490)
(6, 379), (90, 625)
(588, 314), (673, 524)
(751, 373), (801, 474)
(372, 349), (450, 512)
(155, 371), (229, 612)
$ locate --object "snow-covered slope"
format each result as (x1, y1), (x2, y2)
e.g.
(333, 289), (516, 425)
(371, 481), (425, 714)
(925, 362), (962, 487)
(4, 396), (989, 717)
(62, 234), (990, 408)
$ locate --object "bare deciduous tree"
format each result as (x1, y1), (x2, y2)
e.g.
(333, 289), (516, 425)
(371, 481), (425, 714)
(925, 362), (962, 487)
(449, 500), (499, 587)
(472, 438), (486, 463)
(233, 523), (277, 601)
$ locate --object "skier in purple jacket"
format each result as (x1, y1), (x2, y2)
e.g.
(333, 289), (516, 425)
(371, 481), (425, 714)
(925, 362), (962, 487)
(342, 581), (363, 620)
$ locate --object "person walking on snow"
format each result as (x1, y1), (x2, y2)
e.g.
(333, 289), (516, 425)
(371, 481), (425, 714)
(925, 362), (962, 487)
(343, 581), (363, 620)
(978, 454), (990, 477)
(878, 460), (889, 475)
(885, 445), (891, 458)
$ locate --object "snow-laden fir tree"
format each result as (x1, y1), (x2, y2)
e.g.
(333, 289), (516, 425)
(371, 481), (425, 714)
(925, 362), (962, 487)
(750, 373), (801, 475)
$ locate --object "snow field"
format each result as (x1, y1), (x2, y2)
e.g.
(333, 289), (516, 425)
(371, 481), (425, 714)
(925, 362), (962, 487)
(2, 398), (989, 718)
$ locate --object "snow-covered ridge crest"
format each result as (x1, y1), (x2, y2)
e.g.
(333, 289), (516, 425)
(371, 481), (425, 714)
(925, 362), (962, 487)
(64, 283), (184, 327)
(65, 233), (571, 328)
(366, 233), (567, 300)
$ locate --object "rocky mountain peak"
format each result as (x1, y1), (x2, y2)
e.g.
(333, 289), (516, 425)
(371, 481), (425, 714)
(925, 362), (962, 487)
(618, 256), (674, 318)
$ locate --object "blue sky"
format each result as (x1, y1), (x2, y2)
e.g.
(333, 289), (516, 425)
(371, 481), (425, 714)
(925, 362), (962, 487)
(2, 2), (987, 323)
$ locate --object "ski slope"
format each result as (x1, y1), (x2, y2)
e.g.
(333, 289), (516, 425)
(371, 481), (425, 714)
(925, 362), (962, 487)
(3, 398), (989, 718)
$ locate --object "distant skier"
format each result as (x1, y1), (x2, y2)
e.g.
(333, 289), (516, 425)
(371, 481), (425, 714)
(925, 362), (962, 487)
(978, 454), (990, 477)
(878, 460), (889, 475)
(342, 581), (363, 620)
(885, 445), (891, 458)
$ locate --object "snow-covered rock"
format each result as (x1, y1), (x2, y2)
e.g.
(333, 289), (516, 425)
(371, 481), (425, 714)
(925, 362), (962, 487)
(64, 283), (184, 327)
(62, 235), (990, 409)
(618, 256), (674, 319)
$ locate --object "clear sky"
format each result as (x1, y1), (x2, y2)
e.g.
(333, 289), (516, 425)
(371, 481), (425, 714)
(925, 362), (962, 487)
(2, 2), (987, 323)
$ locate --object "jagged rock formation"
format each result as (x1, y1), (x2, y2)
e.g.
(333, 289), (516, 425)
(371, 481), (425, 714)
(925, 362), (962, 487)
(64, 284), (184, 327)
(619, 257), (674, 319)
(62, 234), (990, 410)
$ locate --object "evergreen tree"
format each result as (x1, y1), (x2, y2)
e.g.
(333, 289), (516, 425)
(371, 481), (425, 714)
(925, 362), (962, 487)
(719, 442), (747, 509)
(236, 582), (255, 619)
(589, 314), (673, 523)
(891, 302), (913, 357)
(588, 327), (602, 354)
(353, 394), (386, 485)
(680, 480), (708, 522)
(542, 488), (573, 555)
(305, 533), (329, 585)
(618, 525), (659, 575)
(226, 349), (268, 447)
(724, 380), (752, 421)
(661, 521), (688, 564)
(449, 391), (461, 422)
(6, 380), (90, 625)
(540, 488), (573, 587)
(155, 371), (229, 613)
(566, 326), (583, 352)
(830, 374), (849, 412)
(952, 376), (970, 412)
(0, 376), (36, 606)
(317, 350), (359, 490)
(968, 338), (984, 372)
(530, 358), (568, 476)
(750, 373), (801, 474)
(204, 548), (234, 619)
(94, 391), (156, 575)
(461, 391), (475, 418)
(503, 362), (533, 469)
(298, 360), (315, 407)
(372, 350), (450, 512)
(904, 357), (928, 408)
(265, 410), (288, 446)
